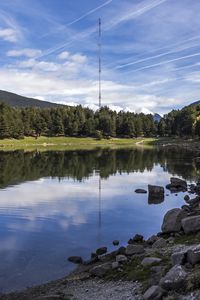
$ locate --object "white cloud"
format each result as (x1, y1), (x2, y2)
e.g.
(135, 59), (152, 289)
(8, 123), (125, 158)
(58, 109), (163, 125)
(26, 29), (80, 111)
(7, 48), (42, 58)
(0, 28), (18, 42)
(71, 53), (87, 64)
(57, 51), (70, 60)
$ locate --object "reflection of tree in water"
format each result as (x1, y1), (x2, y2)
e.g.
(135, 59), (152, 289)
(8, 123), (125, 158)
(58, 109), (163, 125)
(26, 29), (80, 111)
(0, 147), (198, 189)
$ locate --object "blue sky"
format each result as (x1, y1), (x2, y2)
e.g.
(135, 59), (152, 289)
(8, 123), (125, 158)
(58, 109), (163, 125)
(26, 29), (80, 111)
(0, 0), (200, 114)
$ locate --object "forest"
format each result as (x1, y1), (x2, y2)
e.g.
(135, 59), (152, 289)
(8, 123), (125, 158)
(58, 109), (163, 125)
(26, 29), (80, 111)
(1, 101), (200, 139)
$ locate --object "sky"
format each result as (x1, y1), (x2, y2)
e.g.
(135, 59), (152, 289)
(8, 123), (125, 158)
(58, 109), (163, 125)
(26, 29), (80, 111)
(1, 0), (200, 115)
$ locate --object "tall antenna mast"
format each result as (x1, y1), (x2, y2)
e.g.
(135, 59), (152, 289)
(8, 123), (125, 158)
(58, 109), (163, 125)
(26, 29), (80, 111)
(98, 18), (102, 108)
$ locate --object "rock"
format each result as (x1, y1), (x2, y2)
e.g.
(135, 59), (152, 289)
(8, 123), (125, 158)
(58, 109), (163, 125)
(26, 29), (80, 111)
(148, 185), (165, 195)
(141, 257), (162, 266)
(152, 238), (167, 248)
(135, 188), (147, 194)
(148, 185), (164, 204)
(90, 262), (112, 277)
(125, 244), (145, 255)
(143, 285), (165, 300)
(184, 195), (190, 202)
(187, 247), (200, 265)
(68, 256), (83, 264)
(171, 251), (186, 266)
(116, 255), (127, 263)
(170, 177), (187, 189)
(133, 234), (144, 243)
(181, 205), (191, 212)
(41, 296), (61, 300)
(113, 240), (119, 246)
(182, 215), (200, 234)
(161, 208), (187, 233)
(91, 252), (98, 259)
(96, 247), (107, 256)
(146, 235), (159, 245)
(112, 261), (119, 269)
(167, 237), (174, 245)
(159, 265), (187, 291)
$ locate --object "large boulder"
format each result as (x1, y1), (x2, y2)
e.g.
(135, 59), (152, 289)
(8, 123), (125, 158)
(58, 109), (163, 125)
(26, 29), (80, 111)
(159, 265), (187, 291)
(141, 257), (162, 266)
(171, 251), (187, 266)
(152, 238), (167, 249)
(116, 255), (127, 263)
(125, 244), (145, 256)
(143, 285), (165, 300)
(161, 208), (187, 233)
(182, 215), (200, 234)
(187, 247), (200, 265)
(170, 177), (187, 189)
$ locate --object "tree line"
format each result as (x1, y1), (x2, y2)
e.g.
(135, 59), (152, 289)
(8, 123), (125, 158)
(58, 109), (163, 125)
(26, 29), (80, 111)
(0, 103), (157, 139)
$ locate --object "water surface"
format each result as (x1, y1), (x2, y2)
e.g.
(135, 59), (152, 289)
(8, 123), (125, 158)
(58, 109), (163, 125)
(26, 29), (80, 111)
(0, 147), (197, 292)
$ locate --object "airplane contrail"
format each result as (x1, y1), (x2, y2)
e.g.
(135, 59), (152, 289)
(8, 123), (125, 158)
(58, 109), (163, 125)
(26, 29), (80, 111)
(38, 0), (168, 59)
(125, 52), (200, 73)
(66, 0), (113, 27)
(115, 40), (200, 69)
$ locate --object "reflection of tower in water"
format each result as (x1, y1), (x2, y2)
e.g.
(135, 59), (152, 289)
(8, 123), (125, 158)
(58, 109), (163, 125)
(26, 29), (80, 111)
(97, 174), (102, 244)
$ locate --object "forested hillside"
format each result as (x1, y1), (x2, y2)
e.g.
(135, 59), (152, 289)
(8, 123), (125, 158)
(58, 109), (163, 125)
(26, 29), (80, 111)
(0, 103), (156, 139)
(0, 90), (60, 108)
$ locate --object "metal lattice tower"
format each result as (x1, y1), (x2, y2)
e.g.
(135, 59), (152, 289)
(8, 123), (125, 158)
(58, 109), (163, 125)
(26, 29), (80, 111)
(98, 18), (102, 108)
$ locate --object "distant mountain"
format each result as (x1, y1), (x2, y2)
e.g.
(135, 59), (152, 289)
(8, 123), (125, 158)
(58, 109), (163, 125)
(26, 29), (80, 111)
(153, 113), (162, 122)
(0, 90), (61, 108)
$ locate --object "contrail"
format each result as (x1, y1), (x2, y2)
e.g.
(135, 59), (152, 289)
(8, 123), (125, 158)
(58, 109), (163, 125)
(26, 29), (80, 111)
(115, 40), (200, 69)
(66, 0), (113, 27)
(125, 52), (200, 73)
(38, 0), (168, 59)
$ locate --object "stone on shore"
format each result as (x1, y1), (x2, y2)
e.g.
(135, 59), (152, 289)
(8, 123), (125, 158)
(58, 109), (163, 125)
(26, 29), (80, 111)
(152, 238), (167, 249)
(96, 247), (107, 256)
(159, 265), (187, 291)
(113, 240), (119, 246)
(182, 215), (200, 234)
(135, 188), (147, 194)
(171, 251), (186, 266)
(90, 262), (112, 277)
(125, 244), (145, 255)
(116, 255), (127, 263)
(143, 285), (165, 300)
(187, 247), (200, 265)
(141, 257), (162, 266)
(170, 177), (187, 189)
(68, 256), (83, 264)
(148, 185), (164, 195)
(146, 235), (159, 245)
(161, 208), (187, 233)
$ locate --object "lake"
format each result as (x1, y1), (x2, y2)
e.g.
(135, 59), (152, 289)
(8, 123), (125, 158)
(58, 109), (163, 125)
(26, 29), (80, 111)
(0, 147), (197, 292)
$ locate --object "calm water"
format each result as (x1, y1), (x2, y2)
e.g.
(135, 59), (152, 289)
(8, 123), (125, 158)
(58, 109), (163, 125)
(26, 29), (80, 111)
(0, 147), (197, 292)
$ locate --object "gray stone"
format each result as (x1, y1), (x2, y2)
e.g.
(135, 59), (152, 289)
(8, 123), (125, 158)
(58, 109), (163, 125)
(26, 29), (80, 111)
(96, 247), (107, 256)
(146, 235), (159, 245)
(90, 262), (112, 277)
(182, 215), (200, 234)
(116, 246), (126, 255)
(170, 177), (187, 189)
(125, 244), (145, 255)
(135, 188), (147, 194)
(112, 261), (119, 269)
(148, 185), (164, 195)
(159, 265), (187, 291)
(133, 234), (144, 243)
(141, 257), (162, 266)
(68, 256), (83, 264)
(161, 208), (187, 233)
(171, 251), (186, 266)
(113, 240), (119, 246)
(152, 238), (167, 249)
(184, 195), (190, 202)
(116, 255), (127, 263)
(187, 247), (200, 265)
(143, 285), (165, 300)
